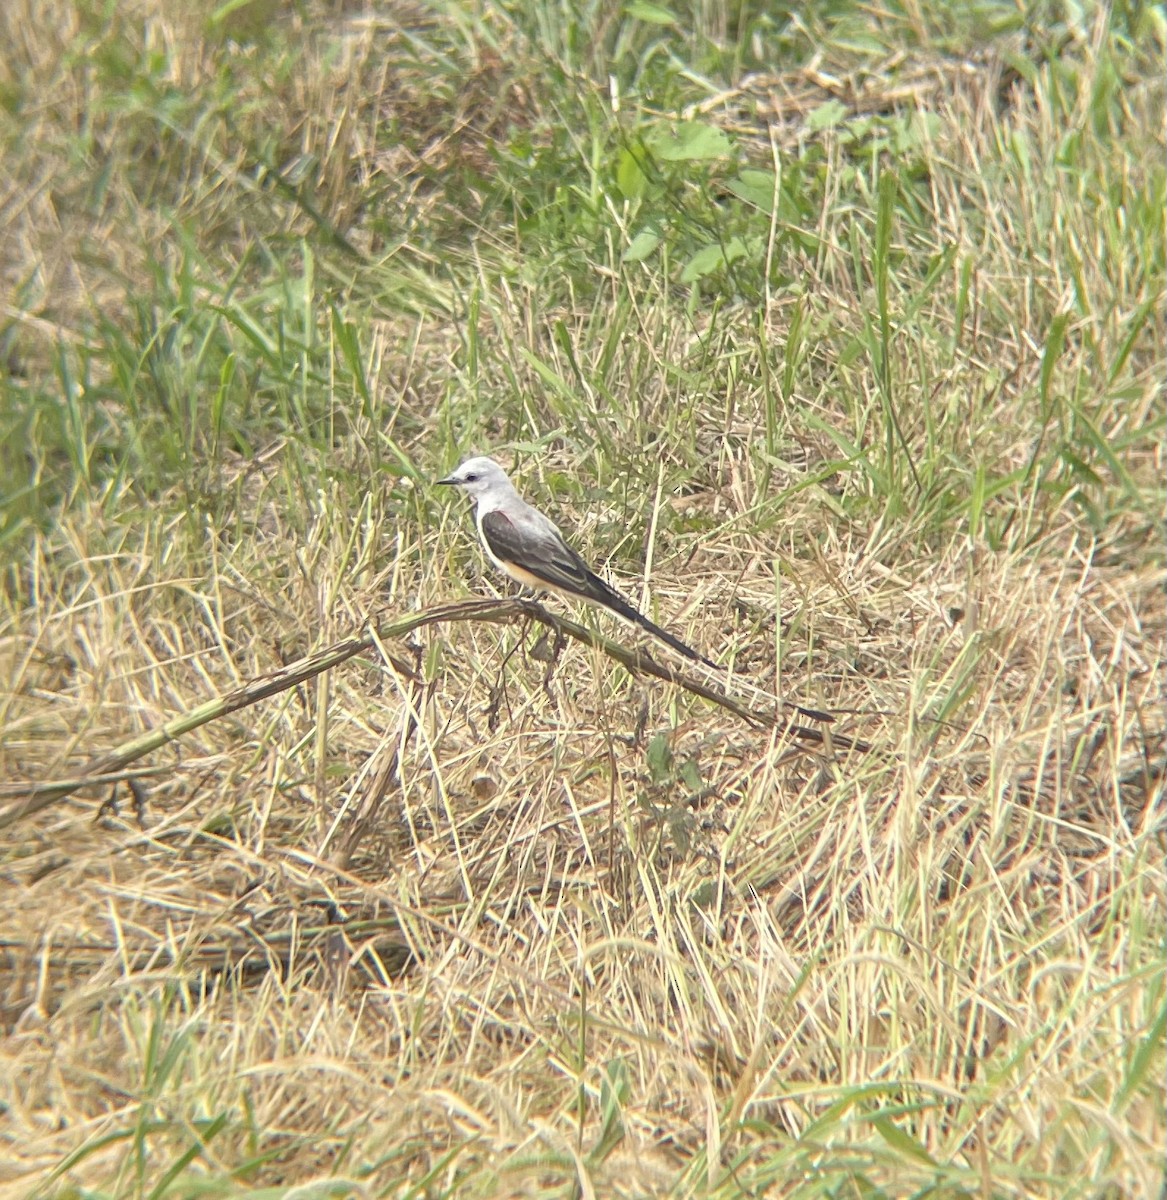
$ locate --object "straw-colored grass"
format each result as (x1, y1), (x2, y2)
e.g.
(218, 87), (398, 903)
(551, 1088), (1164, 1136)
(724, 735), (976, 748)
(1, 1), (1163, 1197)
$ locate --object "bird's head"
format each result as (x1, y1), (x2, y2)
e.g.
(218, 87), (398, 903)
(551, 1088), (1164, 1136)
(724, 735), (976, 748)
(435, 455), (513, 503)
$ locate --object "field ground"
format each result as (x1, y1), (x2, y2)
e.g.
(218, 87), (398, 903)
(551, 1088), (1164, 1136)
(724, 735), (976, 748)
(1, 1), (1164, 1197)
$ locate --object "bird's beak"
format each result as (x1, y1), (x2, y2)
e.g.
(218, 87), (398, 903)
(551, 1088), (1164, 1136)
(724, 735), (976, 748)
(435, 475), (458, 486)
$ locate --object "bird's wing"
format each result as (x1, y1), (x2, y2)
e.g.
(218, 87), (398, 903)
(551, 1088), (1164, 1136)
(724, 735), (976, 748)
(480, 508), (601, 598)
(481, 507), (718, 668)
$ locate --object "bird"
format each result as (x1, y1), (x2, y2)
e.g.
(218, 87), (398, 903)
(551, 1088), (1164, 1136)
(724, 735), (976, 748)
(436, 455), (718, 669)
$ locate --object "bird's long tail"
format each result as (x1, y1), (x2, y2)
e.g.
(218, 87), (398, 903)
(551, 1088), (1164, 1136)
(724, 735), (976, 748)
(588, 571), (720, 670)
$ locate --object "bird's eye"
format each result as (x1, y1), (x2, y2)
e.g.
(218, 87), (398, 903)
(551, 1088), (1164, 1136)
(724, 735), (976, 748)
(464, 473), (478, 483)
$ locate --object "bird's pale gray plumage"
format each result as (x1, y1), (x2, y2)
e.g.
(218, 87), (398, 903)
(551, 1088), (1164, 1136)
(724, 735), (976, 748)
(437, 455), (717, 668)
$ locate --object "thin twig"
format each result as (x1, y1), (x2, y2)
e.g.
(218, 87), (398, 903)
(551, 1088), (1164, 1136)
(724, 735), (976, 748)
(0, 597), (868, 829)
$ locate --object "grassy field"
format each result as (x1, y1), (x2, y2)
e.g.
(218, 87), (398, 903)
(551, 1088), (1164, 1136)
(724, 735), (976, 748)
(1, 0), (1164, 1196)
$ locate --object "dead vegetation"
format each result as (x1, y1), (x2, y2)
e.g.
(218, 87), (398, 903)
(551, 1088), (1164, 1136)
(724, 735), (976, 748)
(1, 1), (1163, 1197)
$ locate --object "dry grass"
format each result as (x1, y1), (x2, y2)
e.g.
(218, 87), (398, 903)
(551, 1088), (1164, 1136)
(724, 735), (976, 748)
(1, 1), (1164, 1197)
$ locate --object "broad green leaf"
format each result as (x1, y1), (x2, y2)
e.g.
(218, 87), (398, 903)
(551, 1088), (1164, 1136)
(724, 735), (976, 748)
(622, 229), (661, 263)
(652, 121), (733, 161)
(616, 148), (647, 200)
(624, 1), (677, 24)
(680, 237), (746, 283)
(806, 99), (848, 131)
(725, 168), (775, 213)
(679, 759), (702, 791)
(646, 733), (673, 783)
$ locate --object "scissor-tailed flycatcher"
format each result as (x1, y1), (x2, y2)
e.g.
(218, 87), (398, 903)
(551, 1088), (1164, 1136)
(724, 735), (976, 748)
(437, 456), (718, 669)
